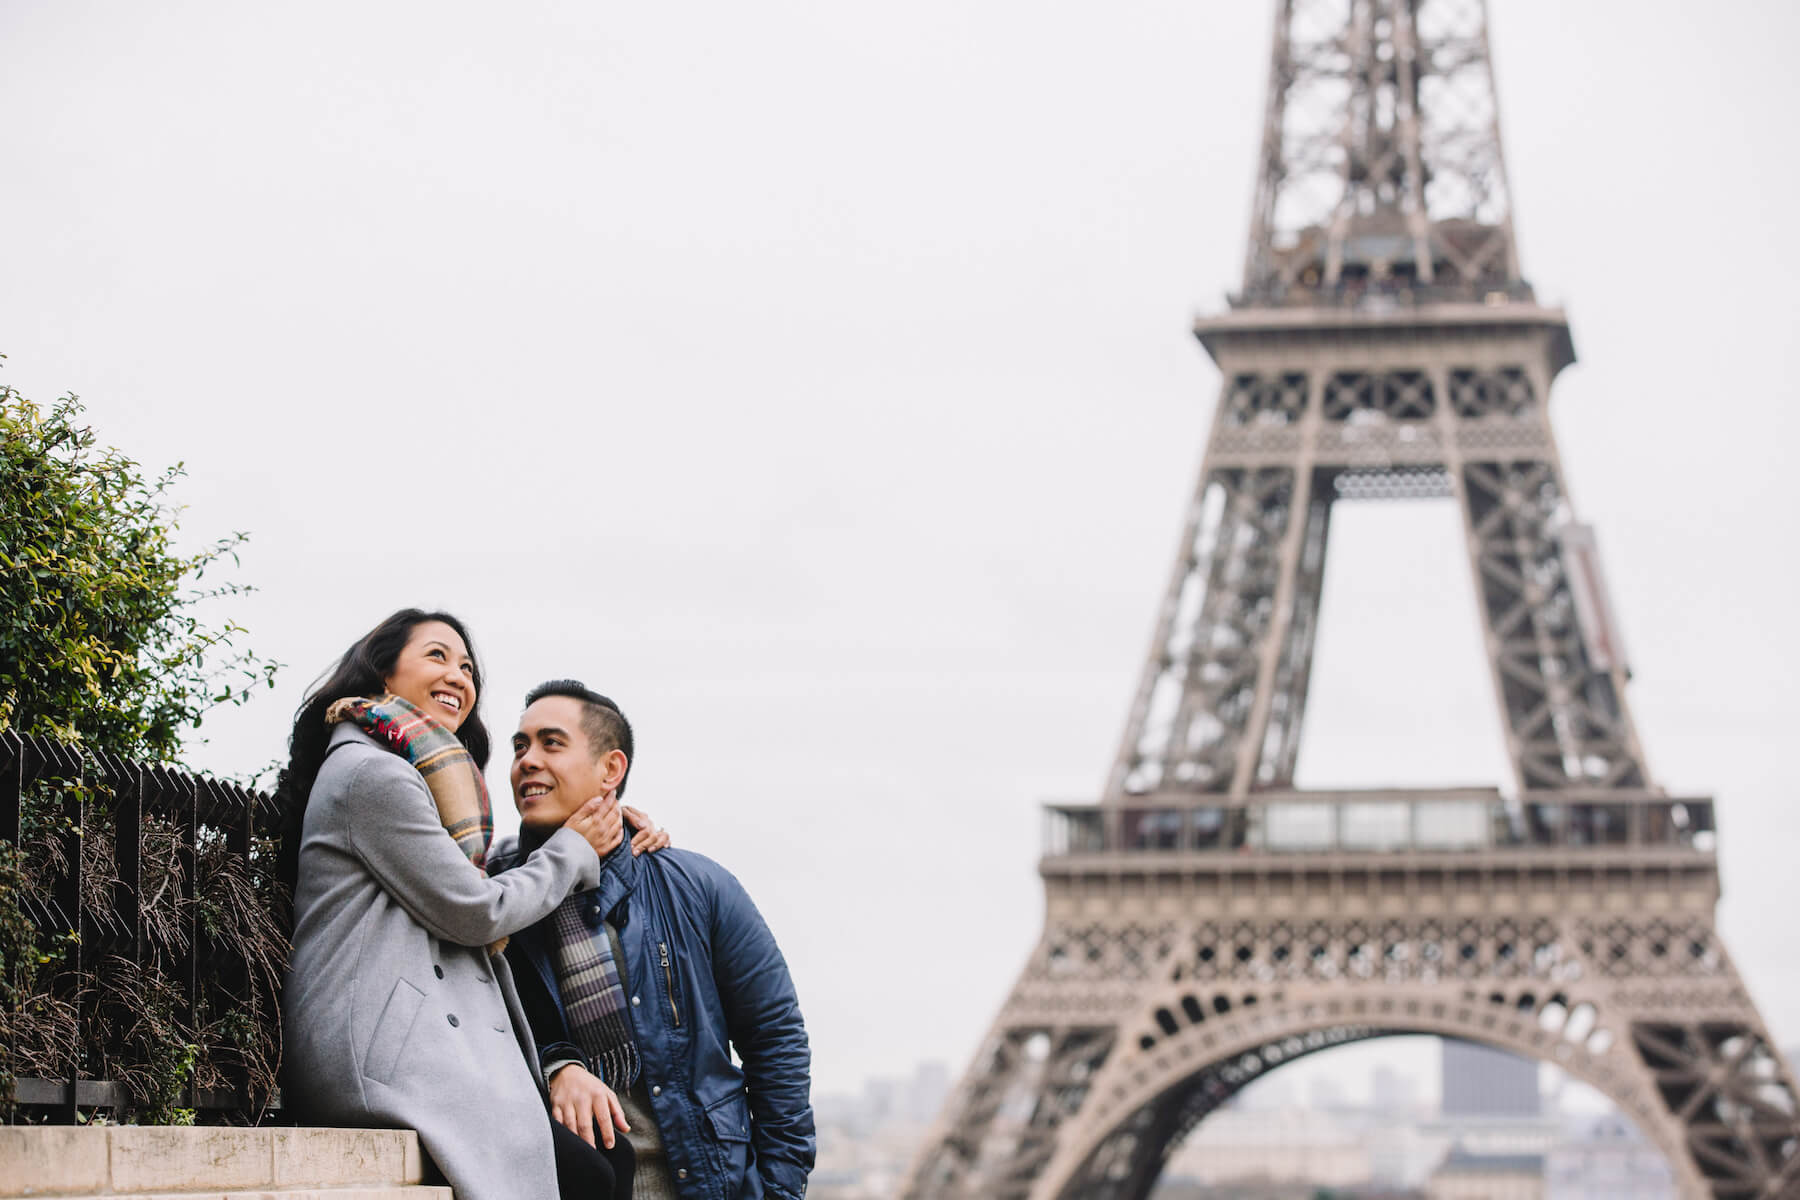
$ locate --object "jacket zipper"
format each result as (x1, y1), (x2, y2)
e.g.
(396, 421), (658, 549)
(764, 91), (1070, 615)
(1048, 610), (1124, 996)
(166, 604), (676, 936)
(658, 941), (681, 1027)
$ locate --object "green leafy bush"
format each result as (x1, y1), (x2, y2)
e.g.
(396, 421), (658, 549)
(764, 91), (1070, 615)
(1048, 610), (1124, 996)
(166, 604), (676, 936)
(0, 382), (277, 758)
(0, 377), (283, 1122)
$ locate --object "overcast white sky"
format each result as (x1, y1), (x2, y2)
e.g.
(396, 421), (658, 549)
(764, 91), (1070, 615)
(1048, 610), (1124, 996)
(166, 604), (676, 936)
(4, 1), (1797, 1111)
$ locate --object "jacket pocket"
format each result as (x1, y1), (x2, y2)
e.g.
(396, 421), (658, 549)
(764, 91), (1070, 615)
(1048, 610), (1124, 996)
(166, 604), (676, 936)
(704, 1092), (752, 1145)
(362, 979), (425, 1086)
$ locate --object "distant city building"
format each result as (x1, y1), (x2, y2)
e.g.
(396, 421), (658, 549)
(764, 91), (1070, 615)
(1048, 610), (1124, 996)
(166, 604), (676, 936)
(1544, 1113), (1675, 1200)
(903, 1059), (949, 1125)
(1427, 1149), (1544, 1200)
(1371, 1063), (1420, 1116)
(1160, 1107), (1372, 1189)
(1365, 1120), (1453, 1189)
(1427, 1041), (1557, 1183)
(1420, 1112), (1562, 1161)
(1310, 1072), (1349, 1111)
(811, 1060), (952, 1200)
(1442, 1040), (1540, 1117)
(1153, 1184), (1416, 1199)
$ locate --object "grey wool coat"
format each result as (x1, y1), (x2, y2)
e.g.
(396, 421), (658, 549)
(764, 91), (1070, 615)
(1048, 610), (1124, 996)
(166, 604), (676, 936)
(284, 724), (603, 1200)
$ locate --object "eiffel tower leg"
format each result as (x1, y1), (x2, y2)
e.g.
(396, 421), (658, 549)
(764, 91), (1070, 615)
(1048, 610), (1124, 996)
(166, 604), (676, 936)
(1049, 1079), (1203, 1200)
(1106, 460), (1304, 799)
(1440, 369), (1651, 794)
(1252, 476), (1332, 790)
(1599, 935), (1800, 1197)
(897, 949), (1119, 1200)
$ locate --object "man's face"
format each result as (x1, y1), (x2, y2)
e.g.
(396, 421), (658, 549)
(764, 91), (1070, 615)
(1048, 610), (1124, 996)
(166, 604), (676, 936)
(510, 696), (611, 832)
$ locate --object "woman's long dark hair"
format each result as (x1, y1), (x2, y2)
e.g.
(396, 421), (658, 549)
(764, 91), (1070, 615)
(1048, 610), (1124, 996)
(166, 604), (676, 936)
(274, 608), (490, 904)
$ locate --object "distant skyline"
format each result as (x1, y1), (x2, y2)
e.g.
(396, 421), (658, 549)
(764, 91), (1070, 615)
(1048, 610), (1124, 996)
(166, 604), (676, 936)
(3, 0), (1796, 1105)
(813, 1041), (1659, 1122)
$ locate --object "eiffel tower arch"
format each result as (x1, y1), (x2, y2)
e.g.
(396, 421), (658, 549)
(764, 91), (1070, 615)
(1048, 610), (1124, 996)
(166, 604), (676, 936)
(900, 2), (1800, 1198)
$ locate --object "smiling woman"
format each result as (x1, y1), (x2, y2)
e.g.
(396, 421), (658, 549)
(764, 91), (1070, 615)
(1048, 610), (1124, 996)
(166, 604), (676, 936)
(381, 620), (478, 727)
(275, 608), (643, 1200)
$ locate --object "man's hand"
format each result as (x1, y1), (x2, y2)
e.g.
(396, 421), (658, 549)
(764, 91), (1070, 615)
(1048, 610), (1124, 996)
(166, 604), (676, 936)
(624, 805), (671, 856)
(548, 1063), (630, 1149)
(563, 790), (624, 858)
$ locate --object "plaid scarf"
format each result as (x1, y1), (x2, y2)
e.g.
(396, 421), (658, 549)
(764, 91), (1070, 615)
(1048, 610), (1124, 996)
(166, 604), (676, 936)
(326, 693), (504, 952)
(326, 693), (494, 868)
(549, 895), (641, 1089)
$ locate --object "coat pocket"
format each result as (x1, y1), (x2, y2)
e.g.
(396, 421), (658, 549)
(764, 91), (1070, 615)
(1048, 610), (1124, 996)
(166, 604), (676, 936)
(362, 979), (425, 1086)
(704, 1091), (752, 1188)
(704, 1092), (752, 1145)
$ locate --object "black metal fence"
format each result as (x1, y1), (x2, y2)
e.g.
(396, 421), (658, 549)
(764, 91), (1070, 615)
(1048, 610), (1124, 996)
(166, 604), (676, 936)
(0, 732), (287, 1123)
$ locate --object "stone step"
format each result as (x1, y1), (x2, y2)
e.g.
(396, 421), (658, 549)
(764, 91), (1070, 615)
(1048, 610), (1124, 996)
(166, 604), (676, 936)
(0, 1126), (436, 1197)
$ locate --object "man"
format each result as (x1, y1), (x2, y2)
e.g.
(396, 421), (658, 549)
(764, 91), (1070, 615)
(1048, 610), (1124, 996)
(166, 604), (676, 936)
(489, 680), (814, 1199)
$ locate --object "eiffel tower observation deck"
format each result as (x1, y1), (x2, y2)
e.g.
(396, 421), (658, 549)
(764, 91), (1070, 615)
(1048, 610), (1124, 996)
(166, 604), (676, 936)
(900, 2), (1800, 1198)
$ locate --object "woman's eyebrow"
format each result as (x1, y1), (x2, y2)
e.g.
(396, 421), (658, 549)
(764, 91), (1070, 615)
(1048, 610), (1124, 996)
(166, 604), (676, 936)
(422, 639), (471, 663)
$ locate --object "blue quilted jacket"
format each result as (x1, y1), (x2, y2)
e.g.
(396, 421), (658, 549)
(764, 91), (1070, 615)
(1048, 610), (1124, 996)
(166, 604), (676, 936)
(489, 833), (814, 1200)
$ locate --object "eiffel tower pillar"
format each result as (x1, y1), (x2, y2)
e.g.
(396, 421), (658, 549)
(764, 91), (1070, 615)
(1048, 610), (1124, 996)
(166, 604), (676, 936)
(900, 2), (1800, 1198)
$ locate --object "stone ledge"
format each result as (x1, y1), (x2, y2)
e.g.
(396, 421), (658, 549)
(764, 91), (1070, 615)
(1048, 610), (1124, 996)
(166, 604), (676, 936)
(36, 1193), (450, 1200)
(25, 1192), (450, 1200)
(0, 1127), (426, 1197)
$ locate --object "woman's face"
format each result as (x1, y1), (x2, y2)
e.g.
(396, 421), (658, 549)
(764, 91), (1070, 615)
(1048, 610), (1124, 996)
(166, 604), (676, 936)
(383, 620), (477, 732)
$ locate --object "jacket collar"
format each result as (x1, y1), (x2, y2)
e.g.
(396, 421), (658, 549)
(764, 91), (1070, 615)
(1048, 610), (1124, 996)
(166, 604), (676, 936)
(587, 836), (638, 918)
(491, 823), (640, 921)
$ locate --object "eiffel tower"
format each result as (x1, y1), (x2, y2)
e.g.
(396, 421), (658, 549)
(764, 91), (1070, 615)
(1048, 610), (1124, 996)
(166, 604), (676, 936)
(899, 3), (1800, 1197)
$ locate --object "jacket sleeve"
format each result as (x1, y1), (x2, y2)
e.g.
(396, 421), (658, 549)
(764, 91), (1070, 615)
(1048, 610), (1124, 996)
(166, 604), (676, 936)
(340, 750), (602, 946)
(502, 934), (588, 1079)
(709, 866), (814, 1199)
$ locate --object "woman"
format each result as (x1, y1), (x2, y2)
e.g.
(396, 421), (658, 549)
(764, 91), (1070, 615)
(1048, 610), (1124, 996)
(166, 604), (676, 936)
(280, 609), (656, 1200)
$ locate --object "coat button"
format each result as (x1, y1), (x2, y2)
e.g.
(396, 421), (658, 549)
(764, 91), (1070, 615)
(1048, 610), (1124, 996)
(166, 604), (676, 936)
(631, 995), (640, 1007)
(677, 1169), (688, 1180)
(446, 1014), (460, 1027)
(433, 965), (444, 979)
(651, 1085), (661, 1097)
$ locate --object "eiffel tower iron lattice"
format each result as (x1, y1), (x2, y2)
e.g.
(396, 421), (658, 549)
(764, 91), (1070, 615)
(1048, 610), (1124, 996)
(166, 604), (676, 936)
(899, 2), (1800, 1198)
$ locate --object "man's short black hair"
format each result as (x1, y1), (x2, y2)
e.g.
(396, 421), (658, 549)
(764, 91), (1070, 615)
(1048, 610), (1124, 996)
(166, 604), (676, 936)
(524, 679), (634, 799)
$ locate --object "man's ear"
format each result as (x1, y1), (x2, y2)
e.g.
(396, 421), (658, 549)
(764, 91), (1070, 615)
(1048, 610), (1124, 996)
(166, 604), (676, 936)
(601, 748), (628, 792)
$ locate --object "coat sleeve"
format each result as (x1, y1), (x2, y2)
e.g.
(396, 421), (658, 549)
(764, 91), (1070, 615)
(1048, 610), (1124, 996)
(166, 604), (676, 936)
(340, 750), (602, 947)
(708, 866), (814, 1199)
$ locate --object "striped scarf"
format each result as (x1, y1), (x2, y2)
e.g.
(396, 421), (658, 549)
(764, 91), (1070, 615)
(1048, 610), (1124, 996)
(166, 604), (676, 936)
(326, 694), (501, 950)
(549, 897), (641, 1090)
